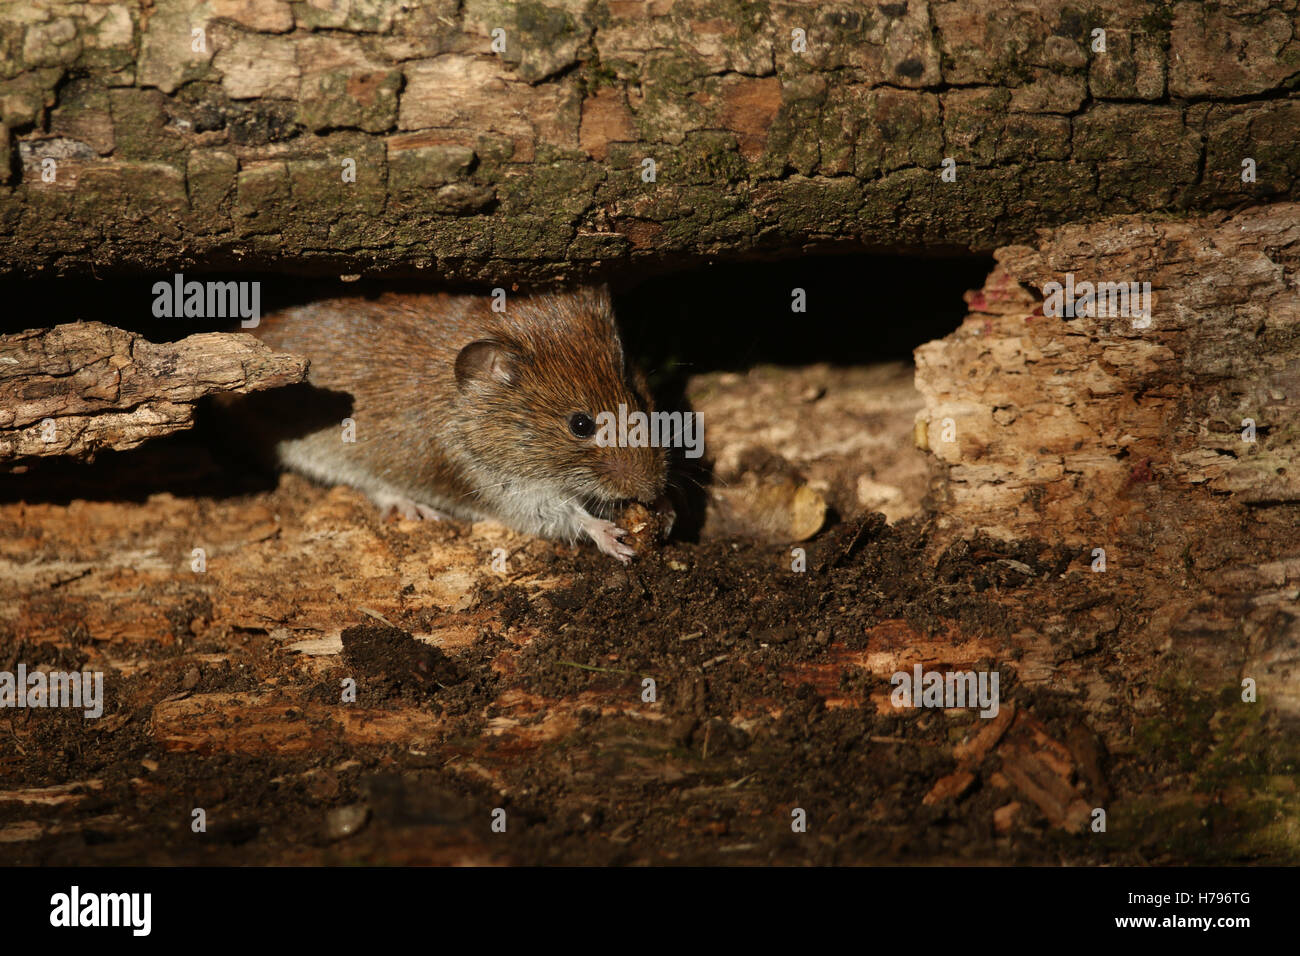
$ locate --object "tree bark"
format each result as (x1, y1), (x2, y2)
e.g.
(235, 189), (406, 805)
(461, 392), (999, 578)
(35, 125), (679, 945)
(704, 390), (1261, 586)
(0, 322), (306, 460)
(1, 0), (1297, 281)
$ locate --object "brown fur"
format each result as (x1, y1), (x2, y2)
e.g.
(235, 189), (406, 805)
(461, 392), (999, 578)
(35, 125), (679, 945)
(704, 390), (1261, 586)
(241, 287), (666, 548)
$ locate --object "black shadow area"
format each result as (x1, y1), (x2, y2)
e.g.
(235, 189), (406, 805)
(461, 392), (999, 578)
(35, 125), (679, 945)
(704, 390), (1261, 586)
(613, 253), (993, 391)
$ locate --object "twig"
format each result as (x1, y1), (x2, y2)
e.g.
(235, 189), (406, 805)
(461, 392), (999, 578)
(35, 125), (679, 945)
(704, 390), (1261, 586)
(557, 660), (636, 677)
(358, 607), (396, 628)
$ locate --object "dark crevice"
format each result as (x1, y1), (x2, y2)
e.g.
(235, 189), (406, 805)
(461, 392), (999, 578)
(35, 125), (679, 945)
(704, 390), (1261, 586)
(0, 252), (990, 511)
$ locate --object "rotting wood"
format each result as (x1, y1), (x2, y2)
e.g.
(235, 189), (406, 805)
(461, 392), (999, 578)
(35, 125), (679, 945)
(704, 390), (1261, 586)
(0, 321), (307, 460)
(914, 201), (1300, 719)
(1, 206), (1297, 862)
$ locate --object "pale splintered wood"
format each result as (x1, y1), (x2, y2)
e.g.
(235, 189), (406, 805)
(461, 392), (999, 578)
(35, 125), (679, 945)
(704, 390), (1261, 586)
(0, 322), (308, 460)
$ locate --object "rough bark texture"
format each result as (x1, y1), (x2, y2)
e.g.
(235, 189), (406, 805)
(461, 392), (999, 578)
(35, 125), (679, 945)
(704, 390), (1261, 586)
(916, 201), (1300, 717)
(0, 322), (307, 459)
(2, 0), (1298, 280)
(916, 201), (1300, 537)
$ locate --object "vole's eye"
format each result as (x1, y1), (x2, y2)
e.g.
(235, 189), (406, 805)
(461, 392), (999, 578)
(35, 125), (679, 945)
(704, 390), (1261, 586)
(568, 412), (596, 438)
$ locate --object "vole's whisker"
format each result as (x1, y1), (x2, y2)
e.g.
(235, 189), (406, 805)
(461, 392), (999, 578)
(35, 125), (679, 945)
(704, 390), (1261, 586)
(671, 470), (722, 492)
(459, 480), (514, 499)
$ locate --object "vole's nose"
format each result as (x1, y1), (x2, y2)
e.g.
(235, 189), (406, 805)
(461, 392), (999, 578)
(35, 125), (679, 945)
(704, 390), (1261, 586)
(603, 452), (666, 502)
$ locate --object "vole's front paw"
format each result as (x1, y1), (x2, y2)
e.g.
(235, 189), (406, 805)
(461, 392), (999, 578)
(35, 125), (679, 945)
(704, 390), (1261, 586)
(582, 517), (636, 564)
(373, 492), (449, 522)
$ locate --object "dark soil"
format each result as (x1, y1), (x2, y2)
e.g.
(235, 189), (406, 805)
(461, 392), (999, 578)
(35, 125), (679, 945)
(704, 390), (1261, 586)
(9, 499), (1289, 866)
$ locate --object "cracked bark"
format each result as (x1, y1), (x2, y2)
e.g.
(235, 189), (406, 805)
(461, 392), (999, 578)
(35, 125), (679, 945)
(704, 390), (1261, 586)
(0, 0), (1296, 281)
(0, 322), (307, 459)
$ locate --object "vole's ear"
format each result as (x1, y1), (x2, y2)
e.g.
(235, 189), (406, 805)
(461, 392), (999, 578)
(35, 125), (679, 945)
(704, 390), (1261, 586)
(455, 339), (519, 390)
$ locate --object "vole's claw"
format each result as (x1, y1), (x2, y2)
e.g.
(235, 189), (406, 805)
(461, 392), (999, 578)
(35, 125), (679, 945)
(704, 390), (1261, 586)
(582, 516), (636, 563)
(374, 492), (449, 523)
